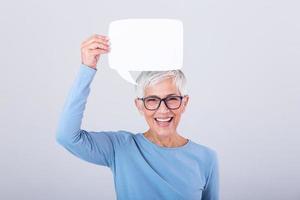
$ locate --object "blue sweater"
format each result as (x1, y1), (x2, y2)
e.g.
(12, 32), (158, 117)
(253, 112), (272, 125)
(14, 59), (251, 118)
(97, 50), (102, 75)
(56, 64), (219, 200)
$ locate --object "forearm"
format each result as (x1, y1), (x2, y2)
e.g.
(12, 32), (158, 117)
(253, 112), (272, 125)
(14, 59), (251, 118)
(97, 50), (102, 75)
(56, 64), (97, 144)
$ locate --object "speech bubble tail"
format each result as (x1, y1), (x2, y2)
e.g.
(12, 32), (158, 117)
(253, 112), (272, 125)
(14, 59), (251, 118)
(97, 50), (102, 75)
(117, 70), (137, 85)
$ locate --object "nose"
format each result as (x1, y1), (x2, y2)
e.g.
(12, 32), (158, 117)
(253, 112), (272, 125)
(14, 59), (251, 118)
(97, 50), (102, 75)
(157, 100), (170, 113)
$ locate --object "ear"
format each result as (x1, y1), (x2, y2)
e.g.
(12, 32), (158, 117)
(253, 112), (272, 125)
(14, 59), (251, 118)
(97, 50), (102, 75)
(135, 98), (144, 116)
(181, 95), (189, 113)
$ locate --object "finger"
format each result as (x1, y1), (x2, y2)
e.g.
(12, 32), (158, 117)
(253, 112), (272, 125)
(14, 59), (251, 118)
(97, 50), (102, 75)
(81, 35), (109, 47)
(81, 34), (97, 45)
(81, 39), (109, 49)
(87, 42), (109, 50)
(89, 48), (109, 55)
(82, 34), (107, 44)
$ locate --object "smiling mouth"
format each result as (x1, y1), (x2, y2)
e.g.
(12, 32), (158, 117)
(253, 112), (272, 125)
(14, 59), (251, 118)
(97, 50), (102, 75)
(155, 117), (173, 122)
(154, 117), (174, 126)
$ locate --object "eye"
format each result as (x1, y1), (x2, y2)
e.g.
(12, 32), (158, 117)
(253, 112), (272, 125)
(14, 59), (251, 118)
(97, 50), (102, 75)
(145, 97), (160, 103)
(167, 96), (180, 101)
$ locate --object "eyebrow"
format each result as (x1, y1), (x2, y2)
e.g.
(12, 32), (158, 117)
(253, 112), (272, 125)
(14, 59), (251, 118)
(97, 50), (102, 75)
(145, 93), (178, 98)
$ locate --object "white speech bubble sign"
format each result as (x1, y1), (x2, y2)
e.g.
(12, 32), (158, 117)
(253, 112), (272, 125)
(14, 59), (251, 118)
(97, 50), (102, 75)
(108, 18), (183, 84)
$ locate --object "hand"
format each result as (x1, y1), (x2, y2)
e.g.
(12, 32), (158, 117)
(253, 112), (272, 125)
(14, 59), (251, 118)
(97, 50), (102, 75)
(80, 34), (110, 69)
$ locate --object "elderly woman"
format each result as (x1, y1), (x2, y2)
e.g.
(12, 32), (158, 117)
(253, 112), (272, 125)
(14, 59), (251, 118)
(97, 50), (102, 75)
(56, 34), (219, 200)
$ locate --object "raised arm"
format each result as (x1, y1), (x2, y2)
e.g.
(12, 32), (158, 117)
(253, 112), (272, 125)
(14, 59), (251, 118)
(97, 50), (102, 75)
(56, 34), (114, 167)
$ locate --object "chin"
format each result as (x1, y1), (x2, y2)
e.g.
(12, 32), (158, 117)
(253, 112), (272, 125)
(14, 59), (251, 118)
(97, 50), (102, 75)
(147, 118), (178, 136)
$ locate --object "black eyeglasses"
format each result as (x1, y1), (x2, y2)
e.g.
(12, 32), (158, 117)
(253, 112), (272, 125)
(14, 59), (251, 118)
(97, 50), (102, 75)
(137, 95), (186, 111)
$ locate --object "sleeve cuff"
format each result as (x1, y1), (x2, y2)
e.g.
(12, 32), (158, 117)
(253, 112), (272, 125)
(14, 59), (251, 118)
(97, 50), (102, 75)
(78, 64), (97, 80)
(80, 63), (97, 71)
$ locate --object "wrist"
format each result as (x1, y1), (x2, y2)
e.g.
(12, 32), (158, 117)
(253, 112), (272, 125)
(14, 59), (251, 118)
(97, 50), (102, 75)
(81, 63), (97, 70)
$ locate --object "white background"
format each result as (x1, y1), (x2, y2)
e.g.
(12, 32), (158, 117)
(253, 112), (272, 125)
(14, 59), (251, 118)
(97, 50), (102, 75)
(0, 0), (299, 199)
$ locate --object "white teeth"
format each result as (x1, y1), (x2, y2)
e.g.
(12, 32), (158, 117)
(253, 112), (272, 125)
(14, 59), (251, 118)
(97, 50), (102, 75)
(156, 117), (172, 122)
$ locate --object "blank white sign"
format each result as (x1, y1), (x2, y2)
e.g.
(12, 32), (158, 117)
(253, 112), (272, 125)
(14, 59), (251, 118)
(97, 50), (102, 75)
(108, 18), (183, 84)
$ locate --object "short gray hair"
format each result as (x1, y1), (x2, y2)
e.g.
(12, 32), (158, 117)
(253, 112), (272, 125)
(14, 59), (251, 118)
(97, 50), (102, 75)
(135, 70), (187, 98)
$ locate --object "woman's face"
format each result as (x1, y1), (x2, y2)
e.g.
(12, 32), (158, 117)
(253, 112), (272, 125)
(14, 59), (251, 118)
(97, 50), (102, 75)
(135, 77), (189, 137)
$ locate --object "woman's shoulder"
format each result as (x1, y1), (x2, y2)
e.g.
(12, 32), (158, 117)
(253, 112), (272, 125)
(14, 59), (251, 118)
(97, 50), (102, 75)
(188, 140), (218, 163)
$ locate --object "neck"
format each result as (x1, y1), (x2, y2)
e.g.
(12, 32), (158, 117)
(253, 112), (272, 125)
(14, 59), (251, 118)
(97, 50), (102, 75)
(144, 130), (188, 148)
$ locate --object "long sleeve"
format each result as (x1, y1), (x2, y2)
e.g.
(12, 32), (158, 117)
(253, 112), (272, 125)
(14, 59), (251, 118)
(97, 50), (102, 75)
(202, 151), (219, 200)
(56, 64), (115, 167)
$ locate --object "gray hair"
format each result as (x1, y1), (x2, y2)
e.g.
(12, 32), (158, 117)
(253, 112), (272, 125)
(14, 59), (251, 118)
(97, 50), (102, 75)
(135, 70), (187, 98)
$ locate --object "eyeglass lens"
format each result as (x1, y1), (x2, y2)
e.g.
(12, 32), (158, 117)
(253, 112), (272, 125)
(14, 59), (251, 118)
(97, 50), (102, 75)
(144, 96), (182, 110)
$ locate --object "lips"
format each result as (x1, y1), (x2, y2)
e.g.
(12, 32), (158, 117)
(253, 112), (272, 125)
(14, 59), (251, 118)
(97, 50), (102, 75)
(154, 117), (173, 126)
(155, 117), (172, 122)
